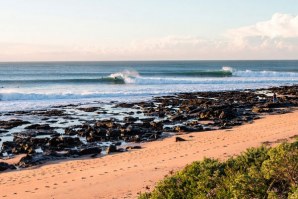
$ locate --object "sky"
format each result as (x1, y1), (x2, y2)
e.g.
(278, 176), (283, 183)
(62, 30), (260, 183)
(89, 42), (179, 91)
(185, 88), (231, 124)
(0, 0), (297, 61)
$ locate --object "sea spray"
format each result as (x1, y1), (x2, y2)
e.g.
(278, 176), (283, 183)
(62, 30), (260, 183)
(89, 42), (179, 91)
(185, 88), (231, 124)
(108, 70), (140, 84)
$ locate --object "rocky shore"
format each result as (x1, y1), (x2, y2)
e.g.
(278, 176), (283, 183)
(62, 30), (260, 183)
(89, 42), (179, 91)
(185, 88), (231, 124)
(0, 85), (297, 171)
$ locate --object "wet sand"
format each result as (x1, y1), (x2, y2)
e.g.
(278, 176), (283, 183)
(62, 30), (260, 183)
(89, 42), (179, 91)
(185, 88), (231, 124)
(1, 110), (298, 199)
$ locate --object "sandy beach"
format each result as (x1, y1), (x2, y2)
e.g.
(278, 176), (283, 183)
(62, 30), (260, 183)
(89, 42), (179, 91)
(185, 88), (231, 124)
(0, 110), (297, 199)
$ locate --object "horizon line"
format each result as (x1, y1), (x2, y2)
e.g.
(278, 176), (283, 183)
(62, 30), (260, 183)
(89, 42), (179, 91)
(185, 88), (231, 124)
(0, 59), (298, 63)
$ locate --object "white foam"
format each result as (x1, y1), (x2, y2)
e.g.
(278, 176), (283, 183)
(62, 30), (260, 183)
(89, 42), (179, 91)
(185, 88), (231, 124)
(234, 70), (298, 77)
(222, 66), (234, 72)
(109, 70), (140, 84)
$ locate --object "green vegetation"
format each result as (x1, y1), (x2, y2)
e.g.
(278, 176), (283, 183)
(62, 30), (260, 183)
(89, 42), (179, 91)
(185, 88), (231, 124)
(139, 140), (298, 199)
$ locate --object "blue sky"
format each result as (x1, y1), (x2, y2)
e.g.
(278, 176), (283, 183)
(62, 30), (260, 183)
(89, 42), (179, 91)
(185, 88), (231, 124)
(0, 0), (297, 61)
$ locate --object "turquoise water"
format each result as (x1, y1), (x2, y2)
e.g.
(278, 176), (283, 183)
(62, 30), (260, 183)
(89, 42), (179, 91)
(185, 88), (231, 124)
(0, 60), (298, 112)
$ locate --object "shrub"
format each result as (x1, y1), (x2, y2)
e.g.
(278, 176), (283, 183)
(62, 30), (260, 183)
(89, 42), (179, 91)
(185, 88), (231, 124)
(139, 140), (298, 199)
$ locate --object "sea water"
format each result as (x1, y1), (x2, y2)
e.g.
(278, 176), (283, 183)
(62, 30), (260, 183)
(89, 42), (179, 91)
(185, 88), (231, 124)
(0, 60), (298, 112)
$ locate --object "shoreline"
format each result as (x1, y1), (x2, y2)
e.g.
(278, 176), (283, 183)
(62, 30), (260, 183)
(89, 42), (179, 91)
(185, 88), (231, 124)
(1, 109), (298, 198)
(0, 85), (298, 168)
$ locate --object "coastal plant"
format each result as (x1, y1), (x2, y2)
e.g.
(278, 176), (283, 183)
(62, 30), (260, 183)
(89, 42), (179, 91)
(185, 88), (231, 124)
(261, 141), (298, 197)
(139, 140), (298, 199)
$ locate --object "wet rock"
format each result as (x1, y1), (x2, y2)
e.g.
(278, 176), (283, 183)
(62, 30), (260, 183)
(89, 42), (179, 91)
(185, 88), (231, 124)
(115, 103), (135, 108)
(150, 121), (163, 131)
(80, 147), (101, 155)
(95, 119), (117, 128)
(48, 136), (82, 150)
(252, 106), (271, 113)
(64, 127), (78, 136)
(174, 125), (203, 132)
(199, 110), (212, 120)
(69, 147), (102, 156)
(8, 136), (50, 155)
(218, 108), (236, 119)
(0, 162), (16, 171)
(78, 107), (100, 112)
(0, 119), (30, 129)
(1, 141), (15, 154)
(25, 124), (54, 130)
(18, 154), (48, 168)
(33, 109), (66, 116)
(14, 130), (59, 137)
(123, 116), (138, 123)
(113, 141), (122, 146)
(0, 130), (9, 134)
(141, 132), (161, 141)
(106, 144), (117, 154)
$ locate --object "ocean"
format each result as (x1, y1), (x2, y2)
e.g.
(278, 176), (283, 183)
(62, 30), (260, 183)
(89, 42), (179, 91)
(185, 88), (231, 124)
(1, 60), (298, 112)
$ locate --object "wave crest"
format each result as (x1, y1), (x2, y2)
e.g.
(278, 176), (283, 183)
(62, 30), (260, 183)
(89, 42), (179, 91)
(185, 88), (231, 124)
(108, 70), (140, 84)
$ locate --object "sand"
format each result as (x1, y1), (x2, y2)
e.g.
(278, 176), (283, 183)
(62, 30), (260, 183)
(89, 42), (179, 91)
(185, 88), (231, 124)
(1, 110), (298, 199)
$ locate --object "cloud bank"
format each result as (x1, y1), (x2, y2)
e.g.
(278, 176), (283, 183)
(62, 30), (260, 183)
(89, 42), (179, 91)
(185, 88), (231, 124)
(0, 13), (297, 61)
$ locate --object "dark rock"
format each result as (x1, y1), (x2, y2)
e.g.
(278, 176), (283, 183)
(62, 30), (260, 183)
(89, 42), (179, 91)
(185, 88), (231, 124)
(78, 107), (100, 112)
(1, 141), (15, 154)
(123, 116), (138, 123)
(0, 119), (30, 129)
(78, 147), (102, 155)
(95, 119), (116, 128)
(117, 148), (126, 152)
(252, 106), (271, 113)
(33, 109), (66, 116)
(25, 124), (54, 130)
(90, 153), (98, 158)
(141, 132), (161, 141)
(48, 136), (82, 150)
(18, 154), (47, 168)
(14, 130), (58, 137)
(0, 130), (9, 134)
(174, 125), (203, 132)
(171, 114), (187, 121)
(176, 137), (187, 142)
(126, 146), (142, 150)
(113, 141), (122, 146)
(0, 162), (16, 171)
(218, 108), (236, 119)
(106, 145), (117, 154)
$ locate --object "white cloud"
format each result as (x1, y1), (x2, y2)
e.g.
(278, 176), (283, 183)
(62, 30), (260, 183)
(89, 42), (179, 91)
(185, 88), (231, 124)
(0, 13), (297, 61)
(228, 13), (298, 39)
(91, 13), (298, 60)
(227, 13), (298, 51)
